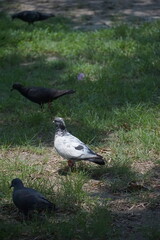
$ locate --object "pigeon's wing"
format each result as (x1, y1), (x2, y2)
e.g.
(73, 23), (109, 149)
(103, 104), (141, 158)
(13, 189), (38, 211)
(27, 87), (52, 103)
(13, 188), (52, 212)
(54, 133), (97, 160)
(23, 11), (40, 22)
(27, 188), (53, 205)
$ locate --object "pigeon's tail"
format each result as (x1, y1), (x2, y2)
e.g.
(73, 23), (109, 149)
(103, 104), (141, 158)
(88, 156), (105, 165)
(54, 89), (76, 99)
(39, 13), (55, 20)
(47, 202), (56, 211)
(42, 200), (56, 211)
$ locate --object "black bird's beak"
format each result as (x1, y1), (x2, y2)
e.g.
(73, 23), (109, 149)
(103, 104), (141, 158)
(10, 88), (13, 91)
(10, 184), (13, 188)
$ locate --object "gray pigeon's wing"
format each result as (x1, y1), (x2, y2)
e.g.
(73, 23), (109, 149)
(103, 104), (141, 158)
(54, 133), (98, 160)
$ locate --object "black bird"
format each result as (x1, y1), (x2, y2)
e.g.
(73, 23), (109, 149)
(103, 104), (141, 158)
(10, 178), (55, 216)
(54, 117), (106, 167)
(11, 83), (76, 109)
(11, 11), (55, 24)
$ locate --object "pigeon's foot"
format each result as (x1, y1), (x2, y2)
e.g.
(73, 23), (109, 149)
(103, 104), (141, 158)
(48, 102), (52, 109)
(68, 160), (75, 167)
(68, 160), (76, 172)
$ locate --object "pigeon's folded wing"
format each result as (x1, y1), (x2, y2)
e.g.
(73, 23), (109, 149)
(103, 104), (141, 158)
(27, 88), (51, 102)
(13, 189), (37, 208)
(55, 134), (97, 160)
(27, 188), (52, 204)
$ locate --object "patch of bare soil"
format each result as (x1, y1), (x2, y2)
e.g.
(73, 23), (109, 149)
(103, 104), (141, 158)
(1, 0), (160, 29)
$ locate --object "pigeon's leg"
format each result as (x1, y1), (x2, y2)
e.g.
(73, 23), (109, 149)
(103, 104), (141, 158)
(40, 103), (44, 110)
(68, 160), (75, 171)
(48, 102), (52, 110)
(22, 210), (30, 221)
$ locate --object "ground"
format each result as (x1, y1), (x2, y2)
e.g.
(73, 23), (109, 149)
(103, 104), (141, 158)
(0, 1), (160, 240)
(1, 0), (160, 29)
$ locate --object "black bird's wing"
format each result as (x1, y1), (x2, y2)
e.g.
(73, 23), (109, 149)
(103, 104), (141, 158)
(13, 188), (54, 214)
(17, 11), (40, 23)
(26, 87), (53, 104)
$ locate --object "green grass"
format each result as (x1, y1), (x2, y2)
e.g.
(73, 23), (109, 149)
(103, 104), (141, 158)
(0, 12), (160, 239)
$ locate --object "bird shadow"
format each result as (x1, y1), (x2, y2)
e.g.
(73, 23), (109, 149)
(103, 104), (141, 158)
(58, 162), (108, 180)
(0, 202), (57, 223)
(58, 165), (76, 176)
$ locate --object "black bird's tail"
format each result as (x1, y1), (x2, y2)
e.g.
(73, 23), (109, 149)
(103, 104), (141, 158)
(47, 202), (56, 211)
(53, 89), (76, 99)
(39, 13), (55, 20)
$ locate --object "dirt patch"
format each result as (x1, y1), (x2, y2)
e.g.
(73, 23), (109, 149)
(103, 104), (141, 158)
(1, 0), (160, 29)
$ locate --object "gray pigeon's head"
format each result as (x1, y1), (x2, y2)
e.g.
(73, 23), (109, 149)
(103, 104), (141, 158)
(11, 83), (23, 91)
(10, 178), (24, 189)
(54, 117), (66, 130)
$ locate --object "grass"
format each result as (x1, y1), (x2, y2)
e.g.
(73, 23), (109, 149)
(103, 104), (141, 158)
(0, 11), (160, 239)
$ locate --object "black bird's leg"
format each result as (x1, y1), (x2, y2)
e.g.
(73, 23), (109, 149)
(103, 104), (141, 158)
(48, 102), (52, 110)
(40, 103), (44, 110)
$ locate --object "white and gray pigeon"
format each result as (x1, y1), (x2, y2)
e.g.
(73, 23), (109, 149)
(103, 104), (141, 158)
(10, 178), (55, 216)
(53, 117), (105, 167)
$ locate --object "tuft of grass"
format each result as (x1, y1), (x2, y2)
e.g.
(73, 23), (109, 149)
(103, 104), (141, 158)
(57, 172), (88, 210)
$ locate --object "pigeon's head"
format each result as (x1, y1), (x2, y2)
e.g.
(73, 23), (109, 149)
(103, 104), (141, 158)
(11, 83), (23, 91)
(10, 178), (24, 189)
(54, 117), (66, 130)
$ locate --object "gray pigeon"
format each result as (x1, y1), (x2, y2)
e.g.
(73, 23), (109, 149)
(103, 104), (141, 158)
(11, 11), (55, 24)
(10, 178), (55, 216)
(11, 83), (76, 109)
(54, 117), (105, 167)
